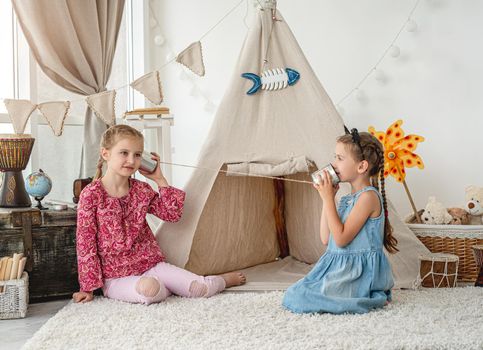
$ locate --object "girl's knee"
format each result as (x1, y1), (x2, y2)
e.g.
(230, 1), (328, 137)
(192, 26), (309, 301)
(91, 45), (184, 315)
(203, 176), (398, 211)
(188, 277), (225, 298)
(136, 277), (168, 304)
(189, 281), (209, 297)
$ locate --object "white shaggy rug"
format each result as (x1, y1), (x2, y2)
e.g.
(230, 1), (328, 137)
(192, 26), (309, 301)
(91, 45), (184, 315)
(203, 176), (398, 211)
(23, 287), (483, 350)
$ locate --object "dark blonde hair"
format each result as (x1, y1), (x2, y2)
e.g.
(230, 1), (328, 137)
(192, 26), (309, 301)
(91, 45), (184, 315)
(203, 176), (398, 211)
(94, 124), (144, 180)
(337, 131), (398, 253)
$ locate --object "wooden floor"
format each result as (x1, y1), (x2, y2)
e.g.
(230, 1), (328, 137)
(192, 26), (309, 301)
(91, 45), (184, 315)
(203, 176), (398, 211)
(0, 299), (69, 350)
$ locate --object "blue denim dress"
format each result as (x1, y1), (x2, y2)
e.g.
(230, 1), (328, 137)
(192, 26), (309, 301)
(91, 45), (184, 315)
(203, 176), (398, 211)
(283, 186), (394, 314)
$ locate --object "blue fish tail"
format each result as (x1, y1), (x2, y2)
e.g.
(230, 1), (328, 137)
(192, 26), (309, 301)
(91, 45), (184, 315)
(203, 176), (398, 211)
(241, 73), (262, 95)
(285, 68), (300, 86)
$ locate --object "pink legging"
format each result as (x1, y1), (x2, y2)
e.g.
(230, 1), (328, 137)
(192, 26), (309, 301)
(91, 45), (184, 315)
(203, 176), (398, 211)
(102, 262), (226, 305)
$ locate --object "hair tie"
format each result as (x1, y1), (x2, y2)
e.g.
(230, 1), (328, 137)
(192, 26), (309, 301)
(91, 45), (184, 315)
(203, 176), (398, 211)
(344, 125), (365, 160)
(351, 128), (365, 160)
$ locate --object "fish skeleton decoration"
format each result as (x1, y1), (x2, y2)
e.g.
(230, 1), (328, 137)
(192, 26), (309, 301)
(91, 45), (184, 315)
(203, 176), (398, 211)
(241, 68), (300, 95)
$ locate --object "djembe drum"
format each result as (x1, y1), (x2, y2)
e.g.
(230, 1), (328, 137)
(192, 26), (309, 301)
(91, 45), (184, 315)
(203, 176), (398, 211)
(472, 245), (483, 287)
(418, 253), (459, 288)
(0, 134), (35, 207)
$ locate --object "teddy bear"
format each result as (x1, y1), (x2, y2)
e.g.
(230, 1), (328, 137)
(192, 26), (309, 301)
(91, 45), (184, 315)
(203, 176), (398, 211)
(465, 185), (483, 224)
(421, 196), (453, 225)
(447, 207), (471, 225)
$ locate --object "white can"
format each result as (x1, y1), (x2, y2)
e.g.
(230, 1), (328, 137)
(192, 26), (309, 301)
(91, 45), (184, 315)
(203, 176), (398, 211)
(311, 164), (340, 185)
(140, 151), (158, 174)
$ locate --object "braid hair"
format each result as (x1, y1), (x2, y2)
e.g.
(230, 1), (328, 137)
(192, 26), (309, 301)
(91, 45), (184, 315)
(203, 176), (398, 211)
(93, 155), (104, 180)
(378, 154), (398, 253)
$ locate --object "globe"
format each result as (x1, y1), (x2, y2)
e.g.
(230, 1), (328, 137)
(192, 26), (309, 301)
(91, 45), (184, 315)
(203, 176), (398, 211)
(25, 169), (52, 209)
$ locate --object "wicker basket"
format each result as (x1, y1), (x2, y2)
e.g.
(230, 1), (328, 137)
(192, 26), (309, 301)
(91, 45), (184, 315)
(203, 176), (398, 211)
(407, 224), (483, 282)
(0, 272), (29, 319)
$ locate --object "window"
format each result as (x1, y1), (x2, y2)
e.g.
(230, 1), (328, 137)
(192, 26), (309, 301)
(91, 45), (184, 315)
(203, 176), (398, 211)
(0, 1), (29, 131)
(0, 1), (147, 202)
(0, 2), (14, 115)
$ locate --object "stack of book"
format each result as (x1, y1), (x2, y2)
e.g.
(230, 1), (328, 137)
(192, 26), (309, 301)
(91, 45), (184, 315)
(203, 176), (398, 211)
(124, 107), (170, 120)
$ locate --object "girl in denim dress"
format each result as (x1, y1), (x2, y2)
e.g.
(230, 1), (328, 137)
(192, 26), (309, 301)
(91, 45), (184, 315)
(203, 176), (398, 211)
(283, 130), (397, 314)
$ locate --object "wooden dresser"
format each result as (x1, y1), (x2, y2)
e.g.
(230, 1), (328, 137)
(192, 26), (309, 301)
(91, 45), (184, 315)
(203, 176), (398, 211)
(0, 207), (79, 302)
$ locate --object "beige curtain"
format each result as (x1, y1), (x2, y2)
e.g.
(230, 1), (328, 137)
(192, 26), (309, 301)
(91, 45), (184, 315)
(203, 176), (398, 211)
(12, 0), (125, 177)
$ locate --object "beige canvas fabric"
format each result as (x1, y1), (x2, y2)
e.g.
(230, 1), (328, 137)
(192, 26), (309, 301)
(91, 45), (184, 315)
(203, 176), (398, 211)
(4, 99), (37, 134)
(226, 156), (314, 177)
(86, 91), (116, 126)
(12, 0), (125, 177)
(184, 167), (280, 275)
(157, 8), (429, 289)
(37, 101), (70, 136)
(176, 41), (206, 77)
(231, 257), (314, 291)
(130, 71), (163, 105)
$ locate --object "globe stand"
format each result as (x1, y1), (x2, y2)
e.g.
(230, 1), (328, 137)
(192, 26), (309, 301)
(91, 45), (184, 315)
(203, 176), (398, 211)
(34, 196), (48, 210)
(0, 171), (32, 207)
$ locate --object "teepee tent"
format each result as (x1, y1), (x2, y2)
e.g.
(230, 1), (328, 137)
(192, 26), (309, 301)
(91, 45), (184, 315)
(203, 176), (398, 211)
(156, 4), (428, 289)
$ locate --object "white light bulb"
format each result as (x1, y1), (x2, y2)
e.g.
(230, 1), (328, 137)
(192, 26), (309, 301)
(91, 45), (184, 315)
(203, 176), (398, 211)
(154, 34), (165, 46)
(406, 20), (418, 32)
(374, 69), (385, 82)
(389, 45), (400, 58)
(355, 89), (365, 102)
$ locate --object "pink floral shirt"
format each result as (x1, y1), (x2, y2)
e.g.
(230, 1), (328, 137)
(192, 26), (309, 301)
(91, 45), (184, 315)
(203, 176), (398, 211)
(76, 179), (185, 292)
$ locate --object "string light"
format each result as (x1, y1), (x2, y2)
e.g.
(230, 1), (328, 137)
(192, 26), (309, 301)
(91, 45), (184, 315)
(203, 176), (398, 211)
(373, 69), (386, 83)
(2, 0), (420, 115)
(147, 1), (248, 114)
(336, 0), (422, 108)
(1, 0), (247, 106)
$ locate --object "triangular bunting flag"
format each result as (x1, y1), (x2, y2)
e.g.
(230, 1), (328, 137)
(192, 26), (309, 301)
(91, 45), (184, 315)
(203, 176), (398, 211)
(130, 71), (163, 105)
(176, 41), (206, 77)
(37, 101), (71, 136)
(85, 90), (116, 126)
(4, 99), (37, 134)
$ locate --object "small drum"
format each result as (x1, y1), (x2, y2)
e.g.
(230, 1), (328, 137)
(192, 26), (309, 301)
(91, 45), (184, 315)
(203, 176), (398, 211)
(418, 253), (459, 288)
(0, 134), (35, 171)
(472, 245), (483, 268)
(472, 245), (483, 287)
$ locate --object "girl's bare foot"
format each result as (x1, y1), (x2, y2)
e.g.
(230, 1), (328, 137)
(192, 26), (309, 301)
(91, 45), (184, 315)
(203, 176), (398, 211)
(220, 271), (246, 288)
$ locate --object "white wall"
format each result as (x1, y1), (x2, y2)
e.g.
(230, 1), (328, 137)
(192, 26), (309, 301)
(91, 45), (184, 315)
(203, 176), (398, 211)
(148, 0), (483, 217)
